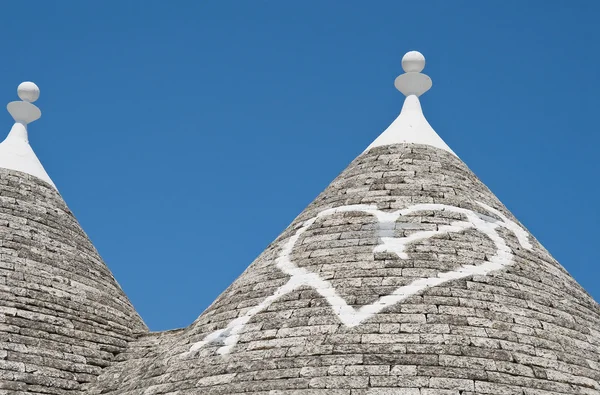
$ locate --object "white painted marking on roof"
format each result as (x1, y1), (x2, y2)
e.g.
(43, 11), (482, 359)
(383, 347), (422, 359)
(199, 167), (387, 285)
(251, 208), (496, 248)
(189, 202), (532, 355)
(0, 82), (56, 189)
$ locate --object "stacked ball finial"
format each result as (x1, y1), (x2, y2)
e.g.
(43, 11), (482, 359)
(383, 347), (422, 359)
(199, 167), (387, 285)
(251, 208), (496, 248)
(395, 50), (432, 97)
(7, 82), (42, 124)
(17, 82), (40, 103)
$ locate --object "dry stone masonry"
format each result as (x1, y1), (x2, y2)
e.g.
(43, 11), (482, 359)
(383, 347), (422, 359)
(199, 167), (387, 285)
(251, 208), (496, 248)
(84, 143), (600, 395)
(0, 169), (146, 393)
(1, 53), (599, 394)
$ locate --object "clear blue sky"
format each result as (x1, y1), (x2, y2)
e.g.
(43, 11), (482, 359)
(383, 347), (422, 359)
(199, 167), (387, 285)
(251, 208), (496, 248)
(1, 1), (598, 331)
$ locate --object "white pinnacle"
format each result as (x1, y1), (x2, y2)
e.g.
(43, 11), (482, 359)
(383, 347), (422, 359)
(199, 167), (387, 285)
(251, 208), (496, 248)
(0, 82), (56, 189)
(366, 51), (456, 156)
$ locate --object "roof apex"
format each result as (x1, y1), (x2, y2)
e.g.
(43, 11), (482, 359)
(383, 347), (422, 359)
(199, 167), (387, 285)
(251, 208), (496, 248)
(0, 81), (56, 189)
(365, 51), (456, 156)
(366, 95), (456, 156)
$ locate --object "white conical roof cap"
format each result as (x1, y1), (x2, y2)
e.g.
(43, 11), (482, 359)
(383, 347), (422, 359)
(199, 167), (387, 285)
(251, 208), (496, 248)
(366, 51), (456, 157)
(0, 82), (56, 189)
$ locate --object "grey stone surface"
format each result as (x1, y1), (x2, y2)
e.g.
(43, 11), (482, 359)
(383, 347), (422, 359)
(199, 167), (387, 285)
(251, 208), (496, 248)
(3, 143), (600, 394)
(0, 169), (147, 394)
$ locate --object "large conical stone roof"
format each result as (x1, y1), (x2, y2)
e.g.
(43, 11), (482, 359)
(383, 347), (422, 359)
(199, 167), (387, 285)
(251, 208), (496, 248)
(0, 83), (147, 394)
(85, 52), (600, 394)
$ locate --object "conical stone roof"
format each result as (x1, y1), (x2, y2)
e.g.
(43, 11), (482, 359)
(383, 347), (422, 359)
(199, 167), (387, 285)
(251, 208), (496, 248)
(2, 53), (600, 395)
(85, 52), (600, 394)
(0, 83), (147, 394)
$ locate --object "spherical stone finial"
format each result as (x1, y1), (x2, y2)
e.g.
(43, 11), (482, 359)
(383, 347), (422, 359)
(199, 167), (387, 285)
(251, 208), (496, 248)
(17, 82), (40, 103)
(402, 51), (425, 73)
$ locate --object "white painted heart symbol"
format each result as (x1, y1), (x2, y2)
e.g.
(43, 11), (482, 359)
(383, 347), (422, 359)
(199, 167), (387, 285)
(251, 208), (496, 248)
(190, 201), (532, 355)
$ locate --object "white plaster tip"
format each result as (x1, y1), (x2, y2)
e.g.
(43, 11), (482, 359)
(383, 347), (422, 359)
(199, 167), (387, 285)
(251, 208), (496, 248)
(365, 95), (456, 156)
(364, 51), (456, 157)
(0, 82), (56, 190)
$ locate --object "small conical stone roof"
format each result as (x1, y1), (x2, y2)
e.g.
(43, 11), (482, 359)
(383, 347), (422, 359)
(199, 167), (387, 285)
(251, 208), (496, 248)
(0, 82), (147, 394)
